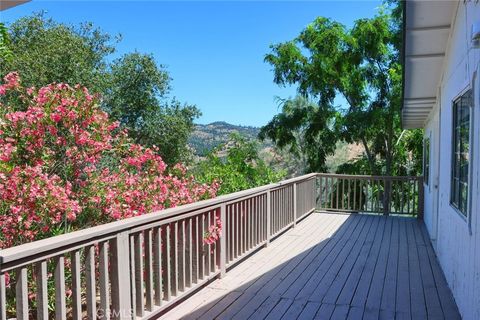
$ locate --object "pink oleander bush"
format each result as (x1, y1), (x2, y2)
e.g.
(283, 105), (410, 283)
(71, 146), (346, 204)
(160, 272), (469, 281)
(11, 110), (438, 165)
(0, 72), (220, 249)
(203, 213), (222, 245)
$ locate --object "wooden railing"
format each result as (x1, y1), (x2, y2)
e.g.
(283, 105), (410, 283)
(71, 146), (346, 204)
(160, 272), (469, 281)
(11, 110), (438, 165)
(317, 173), (424, 217)
(0, 174), (317, 320)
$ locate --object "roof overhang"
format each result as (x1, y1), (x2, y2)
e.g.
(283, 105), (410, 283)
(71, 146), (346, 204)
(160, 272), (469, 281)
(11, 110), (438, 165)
(0, 0), (30, 11)
(402, 0), (456, 129)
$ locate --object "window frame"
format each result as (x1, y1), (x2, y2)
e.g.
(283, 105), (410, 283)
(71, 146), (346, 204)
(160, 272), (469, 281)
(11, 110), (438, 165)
(450, 89), (472, 218)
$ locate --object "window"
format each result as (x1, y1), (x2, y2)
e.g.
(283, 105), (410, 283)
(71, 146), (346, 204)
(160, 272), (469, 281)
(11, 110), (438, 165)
(423, 138), (430, 185)
(450, 89), (472, 216)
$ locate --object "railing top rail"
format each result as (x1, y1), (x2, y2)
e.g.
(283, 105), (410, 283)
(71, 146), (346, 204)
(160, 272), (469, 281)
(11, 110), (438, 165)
(317, 173), (421, 180)
(0, 173), (317, 265)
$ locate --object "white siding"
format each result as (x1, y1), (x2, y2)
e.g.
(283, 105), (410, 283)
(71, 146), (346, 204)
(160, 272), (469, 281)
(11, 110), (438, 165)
(423, 107), (439, 243)
(423, 2), (480, 319)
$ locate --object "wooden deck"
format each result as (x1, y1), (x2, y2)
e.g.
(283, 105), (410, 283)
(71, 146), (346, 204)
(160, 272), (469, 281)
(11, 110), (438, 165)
(160, 212), (460, 320)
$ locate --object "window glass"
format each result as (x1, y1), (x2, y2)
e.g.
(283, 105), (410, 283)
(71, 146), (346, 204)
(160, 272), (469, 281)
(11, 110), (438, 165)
(450, 90), (472, 217)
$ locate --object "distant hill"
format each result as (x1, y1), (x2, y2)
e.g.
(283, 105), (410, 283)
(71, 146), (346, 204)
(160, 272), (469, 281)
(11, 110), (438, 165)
(188, 121), (365, 177)
(188, 121), (266, 156)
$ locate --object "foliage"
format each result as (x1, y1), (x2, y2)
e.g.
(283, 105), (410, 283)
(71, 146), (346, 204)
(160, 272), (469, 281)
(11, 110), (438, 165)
(1, 12), (115, 94)
(0, 23), (13, 63)
(263, 2), (423, 176)
(0, 73), (219, 249)
(195, 133), (285, 195)
(104, 52), (171, 130)
(259, 96), (338, 173)
(1, 14), (200, 165)
(104, 52), (201, 165)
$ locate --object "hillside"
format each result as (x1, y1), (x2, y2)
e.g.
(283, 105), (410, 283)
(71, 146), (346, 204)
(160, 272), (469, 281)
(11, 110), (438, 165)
(188, 121), (365, 176)
(188, 121), (267, 156)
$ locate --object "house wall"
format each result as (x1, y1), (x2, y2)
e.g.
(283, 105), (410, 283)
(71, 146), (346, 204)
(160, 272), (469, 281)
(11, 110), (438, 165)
(423, 2), (480, 319)
(423, 107), (439, 242)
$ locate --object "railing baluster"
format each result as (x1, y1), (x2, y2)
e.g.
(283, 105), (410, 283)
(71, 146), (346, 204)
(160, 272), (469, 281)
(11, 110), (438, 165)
(129, 235), (137, 314)
(293, 183), (297, 227)
(187, 218), (193, 287)
(255, 197), (258, 246)
(276, 190), (278, 232)
(205, 213), (211, 275)
(220, 204), (227, 277)
(347, 179), (351, 211)
(200, 216), (204, 276)
(194, 215), (199, 282)
(71, 250), (82, 320)
(230, 204), (237, 261)
(330, 177), (334, 209)
(54, 256), (66, 320)
(200, 214), (205, 278)
(36, 261), (48, 320)
(241, 201), (245, 254)
(86, 246), (96, 320)
(281, 189), (284, 229)
(353, 179), (357, 211)
(154, 227), (163, 306)
(134, 232), (144, 316)
(226, 206), (231, 263)
(145, 229), (154, 311)
(0, 272), (6, 320)
(266, 190), (271, 245)
(271, 191), (275, 234)
(172, 222), (178, 296)
(99, 242), (110, 319)
(163, 224), (171, 301)
(243, 202), (247, 253)
(407, 180), (411, 214)
(238, 203), (242, 254)
(211, 211), (216, 272)
(0, 272), (7, 320)
(110, 232), (131, 320)
(16, 267), (28, 320)
(180, 220), (186, 291)
(318, 176), (323, 209)
(249, 198), (253, 250)
(370, 179), (374, 212)
(413, 179), (417, 215)
(279, 189), (282, 229)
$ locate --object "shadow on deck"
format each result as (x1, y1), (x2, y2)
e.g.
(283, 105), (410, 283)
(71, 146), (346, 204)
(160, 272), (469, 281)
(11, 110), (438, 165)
(160, 212), (460, 320)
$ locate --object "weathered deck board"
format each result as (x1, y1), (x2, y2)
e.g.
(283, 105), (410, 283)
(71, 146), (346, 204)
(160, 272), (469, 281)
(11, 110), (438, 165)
(160, 212), (460, 320)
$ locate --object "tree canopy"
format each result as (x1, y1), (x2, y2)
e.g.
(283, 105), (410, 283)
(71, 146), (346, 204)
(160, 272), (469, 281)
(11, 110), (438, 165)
(262, 3), (422, 176)
(104, 52), (201, 164)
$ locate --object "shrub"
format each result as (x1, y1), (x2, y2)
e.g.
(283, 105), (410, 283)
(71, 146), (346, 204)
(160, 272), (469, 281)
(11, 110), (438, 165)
(194, 133), (285, 195)
(0, 72), (219, 249)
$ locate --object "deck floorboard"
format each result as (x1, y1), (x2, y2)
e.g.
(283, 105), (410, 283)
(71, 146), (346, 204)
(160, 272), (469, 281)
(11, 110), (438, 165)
(160, 212), (460, 320)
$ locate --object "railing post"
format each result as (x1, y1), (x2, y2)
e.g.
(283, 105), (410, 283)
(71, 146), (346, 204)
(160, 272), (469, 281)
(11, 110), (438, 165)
(383, 178), (391, 216)
(293, 183), (297, 228)
(265, 190), (271, 247)
(219, 204), (227, 278)
(0, 258), (6, 320)
(110, 231), (132, 320)
(418, 177), (424, 220)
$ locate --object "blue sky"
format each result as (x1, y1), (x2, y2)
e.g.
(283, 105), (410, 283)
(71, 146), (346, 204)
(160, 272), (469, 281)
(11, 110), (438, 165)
(2, 1), (382, 126)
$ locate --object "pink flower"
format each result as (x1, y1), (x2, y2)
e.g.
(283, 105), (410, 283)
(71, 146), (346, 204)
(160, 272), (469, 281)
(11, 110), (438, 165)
(50, 113), (62, 123)
(3, 72), (20, 89)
